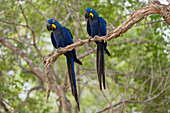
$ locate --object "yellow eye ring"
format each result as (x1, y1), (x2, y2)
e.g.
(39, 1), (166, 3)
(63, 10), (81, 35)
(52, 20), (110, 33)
(90, 9), (93, 12)
(52, 20), (55, 23)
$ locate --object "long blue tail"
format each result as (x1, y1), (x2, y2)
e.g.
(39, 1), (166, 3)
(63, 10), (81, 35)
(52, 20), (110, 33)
(97, 42), (105, 90)
(66, 55), (80, 111)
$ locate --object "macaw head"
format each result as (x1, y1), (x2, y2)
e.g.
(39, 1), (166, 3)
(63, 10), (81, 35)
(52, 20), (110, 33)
(47, 19), (62, 31)
(85, 8), (99, 20)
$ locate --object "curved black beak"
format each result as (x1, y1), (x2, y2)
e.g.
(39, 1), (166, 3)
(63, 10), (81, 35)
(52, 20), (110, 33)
(85, 10), (89, 19)
(47, 22), (52, 31)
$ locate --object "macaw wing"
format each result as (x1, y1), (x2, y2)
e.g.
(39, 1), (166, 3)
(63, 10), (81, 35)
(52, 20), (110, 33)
(65, 28), (73, 39)
(62, 27), (74, 46)
(87, 19), (91, 36)
(51, 32), (58, 48)
(98, 17), (107, 36)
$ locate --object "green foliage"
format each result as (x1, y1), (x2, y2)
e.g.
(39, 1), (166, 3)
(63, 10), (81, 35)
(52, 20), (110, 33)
(0, 0), (169, 113)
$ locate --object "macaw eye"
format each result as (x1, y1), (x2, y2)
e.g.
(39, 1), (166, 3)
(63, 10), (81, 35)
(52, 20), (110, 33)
(52, 20), (55, 23)
(90, 9), (93, 12)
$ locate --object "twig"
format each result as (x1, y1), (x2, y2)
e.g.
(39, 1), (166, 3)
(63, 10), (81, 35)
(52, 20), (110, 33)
(0, 98), (10, 113)
(100, 90), (115, 113)
(0, 19), (27, 27)
(77, 49), (96, 59)
(57, 98), (62, 113)
(61, 13), (70, 25)
(64, 0), (75, 22)
(108, 39), (170, 46)
(18, 0), (28, 25)
(28, 1), (48, 20)
(112, 13), (130, 25)
(11, 1), (44, 57)
(25, 85), (45, 100)
(97, 85), (170, 113)
(149, 58), (154, 97)
(55, 0), (61, 19)
(7, 38), (33, 46)
(134, 20), (164, 27)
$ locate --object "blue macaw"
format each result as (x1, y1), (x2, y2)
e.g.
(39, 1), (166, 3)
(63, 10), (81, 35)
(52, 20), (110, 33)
(47, 19), (82, 110)
(85, 8), (110, 90)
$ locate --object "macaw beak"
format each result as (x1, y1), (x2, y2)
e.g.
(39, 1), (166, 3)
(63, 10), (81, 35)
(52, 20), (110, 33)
(85, 11), (89, 19)
(89, 13), (93, 19)
(85, 11), (93, 20)
(47, 22), (52, 31)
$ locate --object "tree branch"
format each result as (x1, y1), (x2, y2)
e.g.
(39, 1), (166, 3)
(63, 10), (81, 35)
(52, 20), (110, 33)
(28, 1), (48, 20)
(0, 19), (27, 27)
(25, 85), (45, 100)
(0, 38), (72, 112)
(0, 98), (10, 113)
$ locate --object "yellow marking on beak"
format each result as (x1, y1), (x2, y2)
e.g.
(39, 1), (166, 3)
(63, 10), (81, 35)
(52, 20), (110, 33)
(89, 13), (93, 18)
(52, 24), (56, 29)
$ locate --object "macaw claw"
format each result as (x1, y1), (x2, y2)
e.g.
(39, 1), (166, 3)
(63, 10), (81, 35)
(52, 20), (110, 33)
(88, 36), (93, 42)
(57, 47), (62, 53)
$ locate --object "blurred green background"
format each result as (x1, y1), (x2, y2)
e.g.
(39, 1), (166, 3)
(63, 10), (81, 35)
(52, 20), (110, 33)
(0, 0), (170, 113)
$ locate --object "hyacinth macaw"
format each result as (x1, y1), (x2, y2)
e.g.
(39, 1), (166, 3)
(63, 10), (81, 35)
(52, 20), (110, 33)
(85, 8), (110, 90)
(47, 19), (82, 110)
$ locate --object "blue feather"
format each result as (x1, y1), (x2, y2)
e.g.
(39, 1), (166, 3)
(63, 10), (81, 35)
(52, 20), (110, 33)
(51, 32), (57, 48)
(85, 8), (110, 90)
(47, 19), (81, 110)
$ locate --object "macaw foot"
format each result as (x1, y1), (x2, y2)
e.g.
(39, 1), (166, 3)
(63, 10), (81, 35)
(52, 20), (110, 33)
(94, 35), (99, 40)
(88, 36), (93, 42)
(57, 47), (62, 53)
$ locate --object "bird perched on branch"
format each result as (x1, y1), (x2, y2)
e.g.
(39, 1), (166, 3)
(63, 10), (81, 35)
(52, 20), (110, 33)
(85, 8), (110, 90)
(47, 19), (82, 111)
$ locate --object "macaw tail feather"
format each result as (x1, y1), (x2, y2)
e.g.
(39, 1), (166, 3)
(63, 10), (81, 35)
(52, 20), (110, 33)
(73, 49), (83, 65)
(67, 56), (80, 111)
(74, 57), (83, 65)
(97, 42), (106, 90)
(106, 48), (111, 56)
